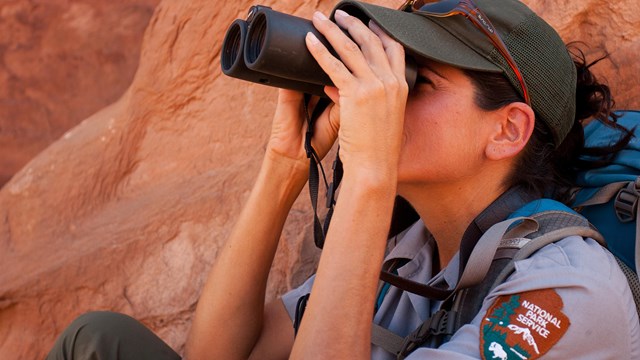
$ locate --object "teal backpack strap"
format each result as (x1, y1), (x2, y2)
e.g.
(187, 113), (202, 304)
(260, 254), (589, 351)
(574, 181), (628, 207)
(491, 210), (604, 281)
(619, 178), (640, 273)
(448, 206), (603, 335)
(486, 210), (640, 319)
(573, 176), (640, 272)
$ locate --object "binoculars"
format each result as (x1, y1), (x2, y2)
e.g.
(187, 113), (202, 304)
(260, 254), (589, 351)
(221, 6), (417, 97)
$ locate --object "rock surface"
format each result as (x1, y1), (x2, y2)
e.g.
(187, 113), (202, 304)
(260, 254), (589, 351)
(0, 0), (638, 358)
(0, 0), (159, 186)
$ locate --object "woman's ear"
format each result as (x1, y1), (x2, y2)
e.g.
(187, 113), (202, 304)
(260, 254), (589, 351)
(485, 103), (535, 161)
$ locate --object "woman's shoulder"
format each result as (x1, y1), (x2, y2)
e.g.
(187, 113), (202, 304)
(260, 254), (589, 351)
(483, 234), (640, 358)
(503, 235), (633, 303)
(515, 235), (622, 281)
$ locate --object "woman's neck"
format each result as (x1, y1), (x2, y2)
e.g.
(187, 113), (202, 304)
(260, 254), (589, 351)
(399, 177), (509, 269)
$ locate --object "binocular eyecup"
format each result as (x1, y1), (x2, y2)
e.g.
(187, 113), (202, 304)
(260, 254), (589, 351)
(221, 6), (417, 97)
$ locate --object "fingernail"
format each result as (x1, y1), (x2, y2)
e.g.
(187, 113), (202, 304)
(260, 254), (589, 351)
(307, 32), (320, 45)
(313, 11), (328, 21)
(334, 9), (349, 18)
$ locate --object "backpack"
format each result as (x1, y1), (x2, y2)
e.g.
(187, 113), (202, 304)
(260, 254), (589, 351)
(572, 110), (640, 272)
(370, 110), (640, 358)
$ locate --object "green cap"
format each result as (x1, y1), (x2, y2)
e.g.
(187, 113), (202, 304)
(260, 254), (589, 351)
(331, 0), (577, 146)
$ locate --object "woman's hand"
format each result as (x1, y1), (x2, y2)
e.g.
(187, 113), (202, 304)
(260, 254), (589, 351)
(265, 90), (340, 174)
(305, 10), (409, 181)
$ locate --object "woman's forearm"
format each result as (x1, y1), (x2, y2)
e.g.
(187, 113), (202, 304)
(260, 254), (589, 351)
(290, 170), (398, 359)
(185, 154), (307, 360)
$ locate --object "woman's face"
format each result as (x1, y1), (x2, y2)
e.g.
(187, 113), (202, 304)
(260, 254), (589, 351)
(397, 60), (495, 191)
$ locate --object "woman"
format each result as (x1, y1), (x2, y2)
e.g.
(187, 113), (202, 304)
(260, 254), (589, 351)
(48, 0), (640, 359)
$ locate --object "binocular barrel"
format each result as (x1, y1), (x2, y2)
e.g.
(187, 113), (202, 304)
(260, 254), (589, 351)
(221, 6), (416, 96)
(221, 18), (326, 96)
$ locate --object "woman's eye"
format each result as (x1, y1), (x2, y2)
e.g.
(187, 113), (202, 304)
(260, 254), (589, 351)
(415, 75), (433, 85)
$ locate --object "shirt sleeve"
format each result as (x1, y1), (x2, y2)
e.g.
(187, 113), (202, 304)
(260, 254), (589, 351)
(406, 236), (640, 359)
(280, 274), (316, 323)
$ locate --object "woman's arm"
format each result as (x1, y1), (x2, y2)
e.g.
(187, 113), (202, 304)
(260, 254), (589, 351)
(184, 155), (305, 360)
(290, 10), (408, 359)
(185, 88), (339, 360)
(290, 173), (399, 359)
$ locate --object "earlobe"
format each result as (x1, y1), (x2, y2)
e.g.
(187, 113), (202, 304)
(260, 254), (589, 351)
(485, 103), (535, 161)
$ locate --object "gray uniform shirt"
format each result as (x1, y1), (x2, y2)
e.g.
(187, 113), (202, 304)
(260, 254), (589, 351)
(281, 220), (640, 359)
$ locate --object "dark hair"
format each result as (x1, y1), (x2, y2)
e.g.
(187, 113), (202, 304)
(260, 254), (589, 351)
(463, 45), (634, 203)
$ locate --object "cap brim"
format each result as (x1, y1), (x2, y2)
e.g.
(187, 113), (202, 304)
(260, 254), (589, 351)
(331, 0), (501, 73)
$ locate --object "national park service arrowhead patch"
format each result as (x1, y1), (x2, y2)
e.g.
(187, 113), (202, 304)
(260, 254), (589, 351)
(480, 289), (570, 360)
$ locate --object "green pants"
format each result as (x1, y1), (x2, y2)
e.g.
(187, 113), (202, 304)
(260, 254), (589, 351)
(46, 311), (181, 360)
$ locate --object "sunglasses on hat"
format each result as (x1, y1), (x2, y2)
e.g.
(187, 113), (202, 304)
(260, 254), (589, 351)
(399, 0), (531, 105)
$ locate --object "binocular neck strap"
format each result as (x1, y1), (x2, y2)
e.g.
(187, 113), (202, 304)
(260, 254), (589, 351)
(303, 95), (341, 249)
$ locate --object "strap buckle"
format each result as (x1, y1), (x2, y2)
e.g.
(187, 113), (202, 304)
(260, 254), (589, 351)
(305, 129), (314, 159)
(614, 177), (640, 223)
(326, 182), (336, 208)
(325, 156), (342, 208)
(398, 310), (457, 358)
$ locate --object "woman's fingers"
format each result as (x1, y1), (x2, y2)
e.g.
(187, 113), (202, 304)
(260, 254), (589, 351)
(305, 31), (353, 90)
(308, 10), (402, 86)
(304, 9), (408, 173)
(369, 21), (406, 83)
(332, 10), (392, 75)
(309, 11), (370, 81)
(322, 86), (339, 104)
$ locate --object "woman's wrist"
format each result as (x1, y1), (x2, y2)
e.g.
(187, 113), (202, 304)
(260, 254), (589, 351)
(259, 150), (309, 204)
(341, 160), (399, 192)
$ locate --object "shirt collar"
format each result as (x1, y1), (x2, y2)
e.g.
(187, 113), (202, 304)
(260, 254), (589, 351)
(384, 219), (461, 289)
(384, 219), (432, 263)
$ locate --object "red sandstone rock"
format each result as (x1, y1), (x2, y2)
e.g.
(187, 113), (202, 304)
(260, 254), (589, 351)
(0, 0), (159, 186)
(0, 0), (638, 358)
(525, 0), (640, 109)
